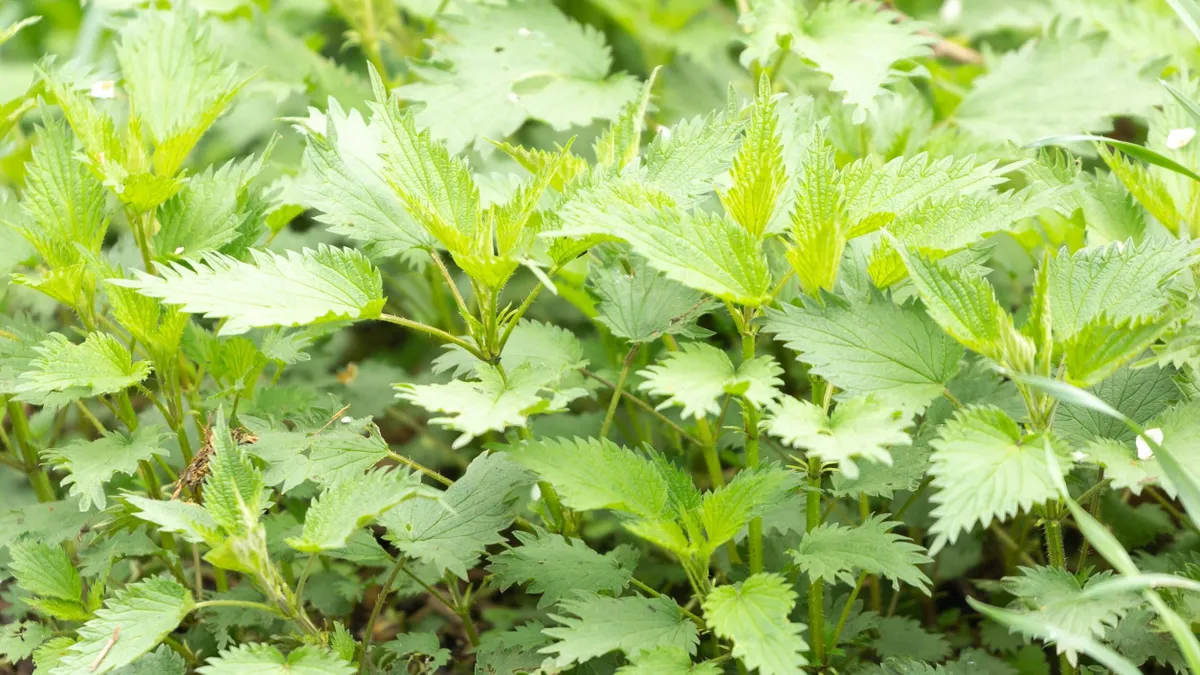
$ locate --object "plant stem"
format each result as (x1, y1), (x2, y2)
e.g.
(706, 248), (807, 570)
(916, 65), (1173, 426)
(1042, 510), (1075, 675)
(806, 455), (825, 664)
(359, 556), (407, 675)
(539, 481), (568, 534)
(387, 450), (453, 487)
(429, 250), (471, 326)
(6, 400), (55, 502)
(829, 571), (868, 650)
(600, 346), (638, 439)
(379, 313), (487, 360)
(742, 331), (763, 575)
(193, 599), (286, 615)
(497, 281), (546, 354)
(631, 578), (705, 627)
(695, 419), (725, 489)
(294, 555), (317, 610)
(581, 369), (702, 446)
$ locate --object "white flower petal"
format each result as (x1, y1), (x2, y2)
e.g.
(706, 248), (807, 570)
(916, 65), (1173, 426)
(1167, 128), (1196, 150)
(1136, 427), (1163, 461)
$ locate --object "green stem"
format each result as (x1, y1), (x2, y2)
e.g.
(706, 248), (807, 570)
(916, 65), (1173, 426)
(496, 281), (546, 354)
(379, 313), (487, 360)
(193, 599), (285, 616)
(1042, 511), (1075, 675)
(742, 331), (763, 575)
(806, 456), (825, 664)
(359, 556), (407, 675)
(600, 346), (639, 439)
(539, 481), (568, 535)
(387, 450), (453, 487)
(829, 571), (868, 651)
(6, 400), (55, 502)
(581, 369), (702, 447)
(294, 555), (317, 610)
(631, 578), (705, 627)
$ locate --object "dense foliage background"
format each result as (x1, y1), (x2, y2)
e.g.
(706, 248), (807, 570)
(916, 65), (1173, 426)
(2, 0), (1200, 673)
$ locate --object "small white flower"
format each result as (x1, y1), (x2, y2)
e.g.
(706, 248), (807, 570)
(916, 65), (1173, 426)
(517, 27), (532, 37)
(530, 484), (542, 501)
(1167, 127), (1196, 150)
(656, 125), (672, 141)
(1071, 450), (1088, 461)
(1136, 427), (1163, 460)
(939, 0), (963, 23)
(89, 80), (116, 99)
(340, 415), (352, 424)
(173, 246), (185, 255)
(506, 92), (520, 104)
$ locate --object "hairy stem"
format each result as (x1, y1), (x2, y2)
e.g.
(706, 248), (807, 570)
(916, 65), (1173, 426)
(379, 313), (486, 360)
(581, 369), (702, 446)
(359, 556), (407, 675)
(742, 331), (763, 575)
(807, 456), (825, 663)
(6, 400), (55, 503)
(601, 346), (639, 439)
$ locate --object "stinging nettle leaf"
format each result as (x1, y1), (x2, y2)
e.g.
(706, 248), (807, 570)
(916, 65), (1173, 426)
(541, 594), (698, 668)
(15, 333), (152, 406)
(702, 573), (809, 675)
(763, 394), (911, 479)
(42, 426), (171, 511)
(196, 643), (354, 675)
(639, 342), (783, 419)
(286, 468), (434, 553)
(488, 530), (637, 608)
(114, 245), (385, 336)
(790, 516), (933, 593)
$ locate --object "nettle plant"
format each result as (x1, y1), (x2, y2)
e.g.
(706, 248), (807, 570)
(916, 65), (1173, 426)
(4, 1), (1200, 675)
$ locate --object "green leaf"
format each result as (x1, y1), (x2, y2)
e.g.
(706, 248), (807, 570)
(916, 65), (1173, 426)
(791, 516), (932, 593)
(553, 182), (773, 305)
(114, 245), (385, 336)
(0, 15), (39, 46)
(589, 255), (718, 344)
(196, 644), (354, 675)
(702, 573), (809, 675)
(488, 530), (636, 608)
(902, 249), (1034, 370)
(153, 154), (269, 259)
(699, 465), (797, 553)
(116, 8), (247, 176)
(286, 468), (432, 553)
(241, 416), (391, 492)
(638, 343), (782, 419)
(967, 598), (1140, 675)
(1061, 315), (1173, 387)
(203, 408), (266, 535)
(1001, 567), (1139, 654)
(112, 646), (186, 675)
(380, 452), (532, 579)
(722, 76), (787, 239)
(763, 394), (911, 479)
(786, 131), (846, 296)
(382, 633), (450, 671)
(616, 646), (722, 675)
(643, 96), (743, 208)
(15, 333), (152, 405)
(928, 407), (1073, 553)
(1046, 239), (1198, 341)
(42, 426), (170, 511)
(122, 496), (222, 546)
(0, 621), (49, 663)
(542, 594), (698, 668)
(1033, 133), (1200, 183)
(1053, 364), (1176, 450)
(397, 0), (639, 154)
(955, 26), (1162, 144)
(11, 118), (112, 267)
(395, 364), (560, 448)
(873, 616), (951, 663)
(293, 101), (433, 262)
(507, 437), (673, 520)
(8, 539), (83, 613)
(51, 578), (194, 675)
(764, 291), (963, 414)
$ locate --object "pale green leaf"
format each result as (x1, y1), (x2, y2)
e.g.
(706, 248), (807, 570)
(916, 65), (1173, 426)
(542, 594), (698, 667)
(967, 599), (1140, 675)
(397, 0), (639, 154)
(1054, 364), (1177, 450)
(643, 95), (743, 207)
(1061, 315), (1173, 387)
(116, 8), (247, 176)
(616, 646), (721, 675)
(928, 406), (1073, 553)
(488, 530), (636, 608)
(638, 343), (782, 419)
(1002, 567), (1138, 653)
(702, 573), (809, 675)
(286, 468), (432, 553)
(293, 101), (433, 262)
(552, 182), (773, 305)
(764, 291), (962, 414)
(196, 644), (354, 675)
(0, 621), (49, 663)
(507, 436), (672, 520)
(1046, 239), (1198, 341)
(0, 16), (39, 46)
(790, 516), (932, 593)
(123, 496), (222, 546)
(955, 26), (1162, 144)
(381, 452), (533, 579)
(153, 154), (269, 259)
(15, 333), (152, 405)
(699, 465), (796, 553)
(241, 416), (390, 492)
(786, 131), (846, 295)
(763, 394), (911, 479)
(114, 245), (385, 336)
(42, 426), (170, 511)
(50, 578), (193, 675)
